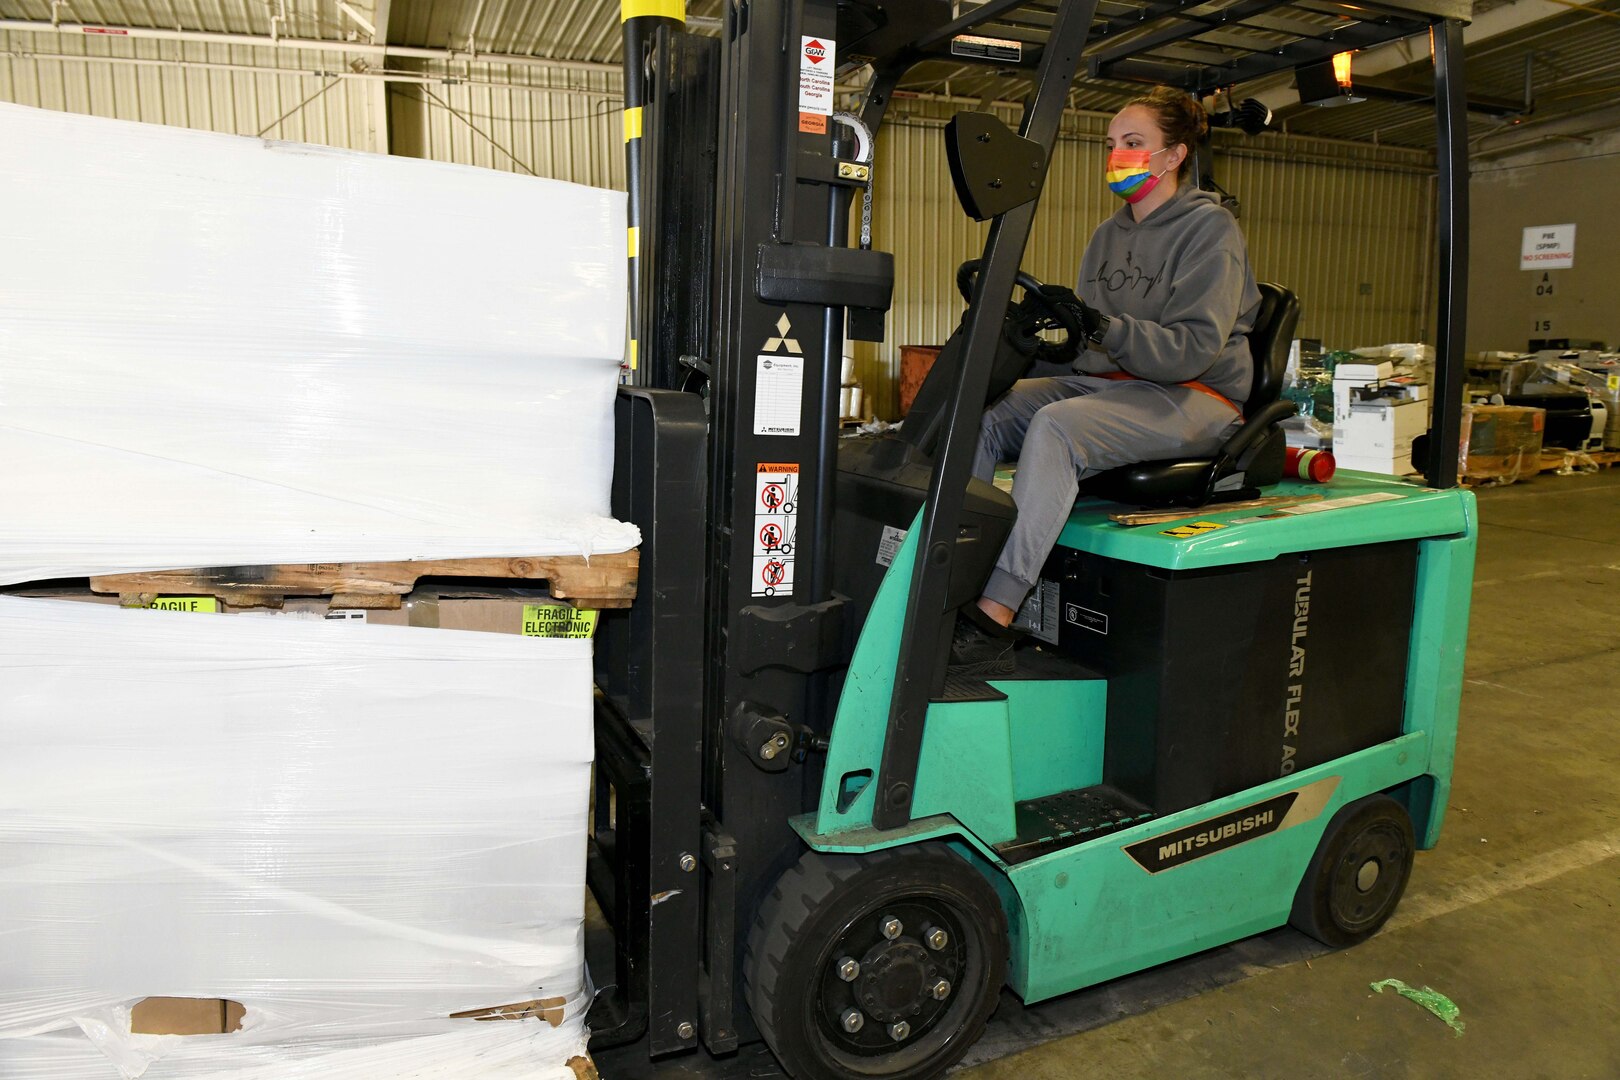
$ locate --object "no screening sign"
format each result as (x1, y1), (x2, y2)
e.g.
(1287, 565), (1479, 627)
(1521, 223), (1576, 270)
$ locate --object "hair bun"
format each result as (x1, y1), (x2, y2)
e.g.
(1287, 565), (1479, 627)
(1125, 85), (1208, 177)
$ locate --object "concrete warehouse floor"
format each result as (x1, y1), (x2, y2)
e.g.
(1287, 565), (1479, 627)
(958, 467), (1620, 1080)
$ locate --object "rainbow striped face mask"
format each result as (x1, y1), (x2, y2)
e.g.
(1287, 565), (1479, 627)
(1106, 146), (1173, 203)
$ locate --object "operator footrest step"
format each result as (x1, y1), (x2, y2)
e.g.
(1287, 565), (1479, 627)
(994, 785), (1156, 865)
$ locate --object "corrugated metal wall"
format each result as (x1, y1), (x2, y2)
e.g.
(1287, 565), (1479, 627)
(0, 30), (383, 148)
(2, 49), (1436, 419)
(860, 101), (1437, 418)
(386, 65), (624, 187)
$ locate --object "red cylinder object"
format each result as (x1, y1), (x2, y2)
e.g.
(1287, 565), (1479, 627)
(1285, 446), (1336, 482)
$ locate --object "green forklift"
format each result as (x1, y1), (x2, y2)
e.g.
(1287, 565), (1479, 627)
(590, 0), (1476, 1077)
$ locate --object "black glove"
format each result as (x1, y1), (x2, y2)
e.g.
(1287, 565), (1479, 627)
(1076, 295), (1110, 347)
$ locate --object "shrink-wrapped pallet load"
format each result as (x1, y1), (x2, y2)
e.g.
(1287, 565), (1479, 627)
(0, 102), (629, 1078)
(0, 101), (638, 581)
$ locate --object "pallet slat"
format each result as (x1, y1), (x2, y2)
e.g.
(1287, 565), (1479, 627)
(89, 551), (638, 610)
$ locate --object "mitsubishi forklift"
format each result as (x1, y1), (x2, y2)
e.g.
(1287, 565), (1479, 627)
(590, 0), (1477, 1076)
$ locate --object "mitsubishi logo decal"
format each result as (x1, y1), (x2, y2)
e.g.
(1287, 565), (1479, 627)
(763, 313), (802, 354)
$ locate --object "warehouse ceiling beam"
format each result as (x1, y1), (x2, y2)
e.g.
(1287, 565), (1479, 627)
(1220, 0), (1581, 112)
(0, 18), (622, 75)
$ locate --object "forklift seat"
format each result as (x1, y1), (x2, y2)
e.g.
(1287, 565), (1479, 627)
(1077, 282), (1302, 508)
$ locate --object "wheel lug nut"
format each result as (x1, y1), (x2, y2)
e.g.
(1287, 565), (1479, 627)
(888, 1020), (911, 1041)
(841, 1009), (865, 1033)
(925, 926), (948, 950)
(836, 956), (860, 981)
(931, 979), (952, 1000)
(880, 915), (903, 939)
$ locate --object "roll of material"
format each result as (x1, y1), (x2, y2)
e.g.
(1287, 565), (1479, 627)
(840, 354), (856, 386)
(850, 387), (864, 420)
(1285, 446), (1336, 482)
(840, 387), (854, 418)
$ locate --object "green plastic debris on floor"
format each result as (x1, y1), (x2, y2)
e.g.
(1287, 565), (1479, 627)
(1371, 979), (1466, 1036)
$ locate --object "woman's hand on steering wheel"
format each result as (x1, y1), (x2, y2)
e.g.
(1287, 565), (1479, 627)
(956, 259), (1089, 361)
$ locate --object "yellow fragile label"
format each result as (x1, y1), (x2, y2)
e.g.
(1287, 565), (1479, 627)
(144, 596), (219, 612)
(522, 604), (598, 638)
(1160, 521), (1227, 539)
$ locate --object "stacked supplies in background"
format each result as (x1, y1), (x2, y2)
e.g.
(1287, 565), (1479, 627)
(0, 103), (631, 1079)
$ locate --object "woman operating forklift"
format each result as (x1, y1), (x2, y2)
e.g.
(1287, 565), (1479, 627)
(952, 86), (1262, 675)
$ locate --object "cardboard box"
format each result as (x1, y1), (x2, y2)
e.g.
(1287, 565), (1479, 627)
(899, 345), (943, 415)
(1461, 404), (1545, 482)
(131, 997), (245, 1036)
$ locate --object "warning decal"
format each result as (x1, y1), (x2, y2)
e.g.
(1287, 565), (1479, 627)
(798, 35), (835, 133)
(753, 462), (799, 597)
(144, 596), (218, 612)
(1160, 520), (1227, 539)
(522, 604), (599, 638)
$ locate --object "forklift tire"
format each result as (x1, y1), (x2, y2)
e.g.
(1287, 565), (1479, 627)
(1289, 794), (1416, 948)
(744, 843), (1007, 1080)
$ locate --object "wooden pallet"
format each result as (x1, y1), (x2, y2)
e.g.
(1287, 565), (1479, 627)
(89, 551), (638, 611)
(1536, 448), (1620, 473)
(1463, 448), (1620, 485)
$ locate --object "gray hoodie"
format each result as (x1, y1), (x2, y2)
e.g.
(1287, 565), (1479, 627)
(1075, 182), (1261, 405)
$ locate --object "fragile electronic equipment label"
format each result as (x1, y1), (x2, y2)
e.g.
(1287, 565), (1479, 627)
(798, 35), (835, 133)
(522, 604), (598, 638)
(144, 596), (218, 612)
(753, 463), (799, 597)
(754, 354), (805, 436)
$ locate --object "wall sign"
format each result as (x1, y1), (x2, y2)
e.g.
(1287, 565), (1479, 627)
(1521, 223), (1575, 270)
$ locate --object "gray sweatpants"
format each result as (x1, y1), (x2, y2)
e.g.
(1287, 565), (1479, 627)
(973, 375), (1243, 611)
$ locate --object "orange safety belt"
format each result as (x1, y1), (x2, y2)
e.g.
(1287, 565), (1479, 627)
(1093, 370), (1243, 415)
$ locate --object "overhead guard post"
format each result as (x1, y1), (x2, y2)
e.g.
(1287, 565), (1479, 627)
(1427, 18), (1469, 490)
(871, 0), (1100, 832)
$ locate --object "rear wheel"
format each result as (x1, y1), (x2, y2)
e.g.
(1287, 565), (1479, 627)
(744, 843), (1008, 1080)
(1290, 794), (1415, 947)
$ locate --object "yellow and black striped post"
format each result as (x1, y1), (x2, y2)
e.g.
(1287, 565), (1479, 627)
(620, 0), (684, 381)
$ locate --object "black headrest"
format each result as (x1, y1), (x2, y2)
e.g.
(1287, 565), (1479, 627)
(1245, 282), (1301, 419)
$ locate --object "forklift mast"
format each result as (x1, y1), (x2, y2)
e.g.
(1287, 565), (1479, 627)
(594, 0), (1473, 1065)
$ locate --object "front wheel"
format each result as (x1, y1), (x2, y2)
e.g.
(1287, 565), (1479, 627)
(744, 843), (1008, 1080)
(1290, 793), (1416, 948)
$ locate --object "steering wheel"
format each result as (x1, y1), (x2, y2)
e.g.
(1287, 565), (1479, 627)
(955, 259), (1086, 365)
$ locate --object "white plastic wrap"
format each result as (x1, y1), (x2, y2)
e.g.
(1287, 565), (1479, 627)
(0, 102), (637, 585)
(0, 596), (595, 1079)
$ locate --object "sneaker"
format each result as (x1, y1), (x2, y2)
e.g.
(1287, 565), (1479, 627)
(949, 610), (1018, 678)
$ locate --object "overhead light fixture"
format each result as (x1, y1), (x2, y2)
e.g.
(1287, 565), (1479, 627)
(1297, 51), (1366, 107)
(1332, 50), (1354, 91)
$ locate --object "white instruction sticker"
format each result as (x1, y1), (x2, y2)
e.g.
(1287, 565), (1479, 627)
(754, 354), (805, 436)
(798, 36), (836, 133)
(875, 524), (907, 568)
(753, 462), (799, 597)
(1275, 491), (1406, 515)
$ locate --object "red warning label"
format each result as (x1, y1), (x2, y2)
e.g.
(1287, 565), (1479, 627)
(753, 462), (799, 597)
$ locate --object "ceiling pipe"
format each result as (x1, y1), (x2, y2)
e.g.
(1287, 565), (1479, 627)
(0, 18), (622, 75)
(0, 46), (624, 96)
